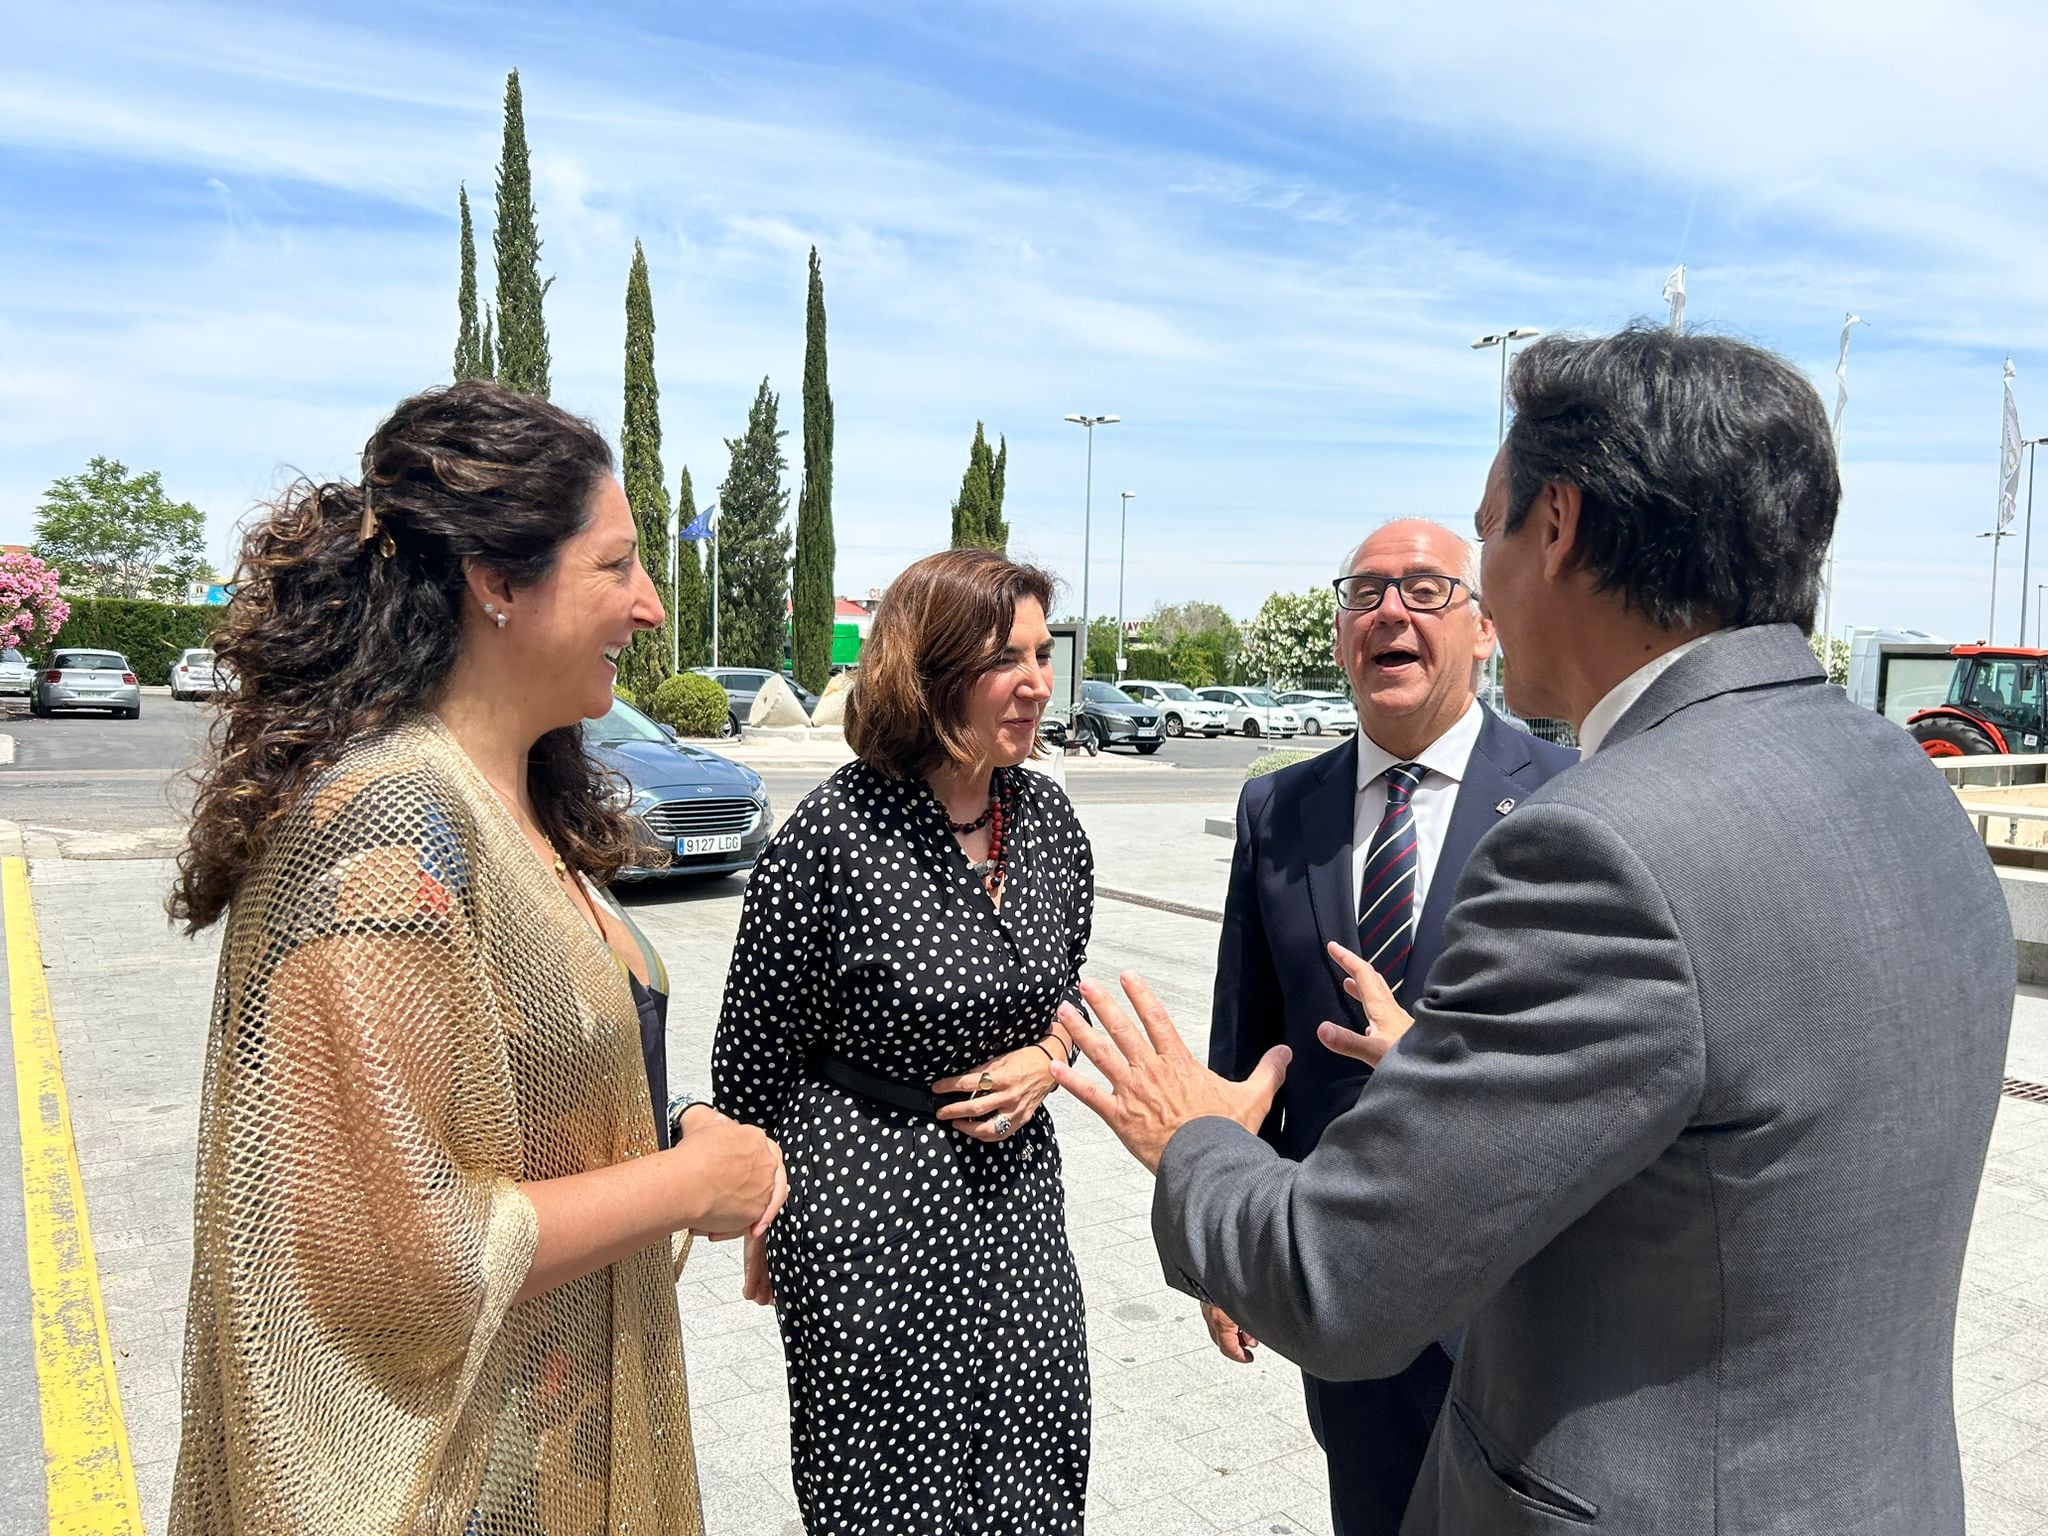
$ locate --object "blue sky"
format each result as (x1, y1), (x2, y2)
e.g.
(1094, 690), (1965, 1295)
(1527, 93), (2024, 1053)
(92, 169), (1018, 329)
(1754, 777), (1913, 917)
(5, 0), (2046, 642)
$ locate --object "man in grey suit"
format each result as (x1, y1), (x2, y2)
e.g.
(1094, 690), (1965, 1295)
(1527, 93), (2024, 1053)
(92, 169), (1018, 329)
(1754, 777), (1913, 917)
(1054, 327), (2014, 1534)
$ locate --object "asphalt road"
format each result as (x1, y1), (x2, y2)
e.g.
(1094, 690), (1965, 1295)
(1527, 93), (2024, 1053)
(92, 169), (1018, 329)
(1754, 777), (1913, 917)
(0, 694), (1343, 839)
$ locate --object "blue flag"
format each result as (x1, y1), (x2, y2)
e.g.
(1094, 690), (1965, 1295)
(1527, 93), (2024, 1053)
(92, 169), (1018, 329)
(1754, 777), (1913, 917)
(679, 504), (717, 541)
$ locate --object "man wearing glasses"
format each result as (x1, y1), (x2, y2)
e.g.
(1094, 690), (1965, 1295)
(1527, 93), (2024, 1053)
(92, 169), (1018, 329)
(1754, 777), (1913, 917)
(1202, 519), (1576, 1535)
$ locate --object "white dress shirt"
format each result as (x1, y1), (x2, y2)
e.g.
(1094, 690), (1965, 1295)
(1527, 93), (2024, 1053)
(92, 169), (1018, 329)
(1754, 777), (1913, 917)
(1350, 700), (1485, 927)
(1575, 633), (1718, 758)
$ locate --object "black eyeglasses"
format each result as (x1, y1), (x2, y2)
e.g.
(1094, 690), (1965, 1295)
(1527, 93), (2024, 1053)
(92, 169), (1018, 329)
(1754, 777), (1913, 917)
(1332, 572), (1474, 613)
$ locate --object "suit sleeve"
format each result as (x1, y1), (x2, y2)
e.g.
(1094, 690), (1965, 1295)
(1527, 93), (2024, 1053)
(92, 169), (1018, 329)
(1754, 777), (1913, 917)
(1156, 799), (1705, 1379)
(1208, 778), (1287, 1147)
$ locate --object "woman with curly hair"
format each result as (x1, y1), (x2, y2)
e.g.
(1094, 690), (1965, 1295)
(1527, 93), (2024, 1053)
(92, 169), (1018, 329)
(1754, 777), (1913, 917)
(167, 380), (785, 1536)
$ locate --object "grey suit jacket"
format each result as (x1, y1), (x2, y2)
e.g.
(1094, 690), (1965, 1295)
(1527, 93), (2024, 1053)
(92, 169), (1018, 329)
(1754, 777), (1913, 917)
(1154, 624), (2014, 1534)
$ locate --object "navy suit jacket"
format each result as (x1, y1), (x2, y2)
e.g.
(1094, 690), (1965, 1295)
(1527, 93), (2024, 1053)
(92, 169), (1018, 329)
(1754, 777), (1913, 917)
(1210, 706), (1577, 1161)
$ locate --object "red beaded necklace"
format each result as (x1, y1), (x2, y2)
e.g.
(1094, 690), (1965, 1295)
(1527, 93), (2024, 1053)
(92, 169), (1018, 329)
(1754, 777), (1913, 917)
(952, 778), (1009, 905)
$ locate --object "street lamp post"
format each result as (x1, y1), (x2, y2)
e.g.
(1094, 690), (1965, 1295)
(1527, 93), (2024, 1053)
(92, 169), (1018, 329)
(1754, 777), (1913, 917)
(1117, 491), (1134, 677)
(1470, 329), (1538, 707)
(1063, 414), (1120, 692)
(2036, 582), (2046, 648)
(1471, 328), (1541, 445)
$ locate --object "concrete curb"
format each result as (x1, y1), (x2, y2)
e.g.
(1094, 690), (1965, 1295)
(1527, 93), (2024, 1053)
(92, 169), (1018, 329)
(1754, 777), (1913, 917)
(0, 735), (13, 768)
(0, 821), (21, 860)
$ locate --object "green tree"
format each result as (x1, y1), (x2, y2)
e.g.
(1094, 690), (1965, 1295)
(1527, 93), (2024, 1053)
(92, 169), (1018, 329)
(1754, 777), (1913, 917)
(790, 246), (836, 694)
(1167, 633), (1228, 689)
(1239, 586), (1338, 689)
(989, 434), (1008, 551)
(453, 184), (488, 380)
(717, 379), (792, 669)
(1148, 598), (1240, 652)
(672, 467), (709, 667)
(35, 458), (209, 601)
(1808, 631), (1849, 686)
(616, 240), (674, 699)
(492, 70), (552, 396)
(479, 305), (496, 377)
(949, 422), (1004, 552)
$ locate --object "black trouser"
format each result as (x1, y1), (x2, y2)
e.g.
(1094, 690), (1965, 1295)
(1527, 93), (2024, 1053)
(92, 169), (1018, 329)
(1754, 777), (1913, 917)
(1303, 1342), (1454, 1536)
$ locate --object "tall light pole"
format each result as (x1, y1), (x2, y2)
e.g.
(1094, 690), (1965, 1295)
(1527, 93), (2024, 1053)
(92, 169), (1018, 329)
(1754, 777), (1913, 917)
(2035, 582), (2045, 648)
(1063, 413), (1120, 688)
(1471, 330), (1538, 708)
(1471, 328), (1541, 445)
(2022, 438), (2045, 644)
(1116, 491), (1135, 677)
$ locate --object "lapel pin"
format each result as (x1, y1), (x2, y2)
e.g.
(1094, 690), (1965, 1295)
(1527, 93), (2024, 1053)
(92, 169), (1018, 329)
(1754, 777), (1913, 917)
(1495, 798), (1517, 815)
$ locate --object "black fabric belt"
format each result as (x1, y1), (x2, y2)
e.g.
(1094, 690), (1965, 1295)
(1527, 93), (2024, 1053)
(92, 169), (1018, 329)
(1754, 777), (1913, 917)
(809, 1053), (972, 1120)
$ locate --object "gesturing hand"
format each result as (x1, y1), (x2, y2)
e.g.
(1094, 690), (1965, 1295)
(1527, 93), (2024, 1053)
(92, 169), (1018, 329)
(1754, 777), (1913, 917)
(1316, 940), (1415, 1069)
(1051, 973), (1290, 1173)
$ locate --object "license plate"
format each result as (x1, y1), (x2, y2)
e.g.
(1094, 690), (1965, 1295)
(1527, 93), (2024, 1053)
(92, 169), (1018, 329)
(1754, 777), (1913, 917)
(1136, 723), (1156, 736)
(680, 833), (743, 855)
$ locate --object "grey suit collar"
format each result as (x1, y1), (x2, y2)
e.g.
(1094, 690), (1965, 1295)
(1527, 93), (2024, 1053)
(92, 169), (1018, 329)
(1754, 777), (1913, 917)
(1602, 623), (1825, 751)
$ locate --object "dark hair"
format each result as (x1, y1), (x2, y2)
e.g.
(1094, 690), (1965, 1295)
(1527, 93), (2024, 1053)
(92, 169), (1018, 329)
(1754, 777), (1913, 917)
(1502, 326), (1839, 630)
(844, 547), (1057, 780)
(171, 379), (630, 930)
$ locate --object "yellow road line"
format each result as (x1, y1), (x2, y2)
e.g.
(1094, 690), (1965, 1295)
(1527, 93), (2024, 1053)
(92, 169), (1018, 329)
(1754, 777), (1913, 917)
(5, 856), (142, 1535)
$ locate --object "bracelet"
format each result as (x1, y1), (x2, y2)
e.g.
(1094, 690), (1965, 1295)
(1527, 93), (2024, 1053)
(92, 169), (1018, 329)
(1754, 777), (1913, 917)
(666, 1090), (703, 1143)
(1033, 1040), (1064, 1068)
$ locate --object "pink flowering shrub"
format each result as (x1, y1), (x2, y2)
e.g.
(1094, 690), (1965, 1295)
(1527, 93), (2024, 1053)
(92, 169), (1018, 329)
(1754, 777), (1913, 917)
(0, 552), (71, 655)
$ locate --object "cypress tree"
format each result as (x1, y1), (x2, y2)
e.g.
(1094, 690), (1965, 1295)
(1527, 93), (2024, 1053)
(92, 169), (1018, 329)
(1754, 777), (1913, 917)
(480, 306), (496, 378)
(790, 246), (836, 694)
(454, 185), (485, 380)
(672, 467), (709, 668)
(716, 379), (792, 670)
(989, 434), (1009, 554)
(617, 240), (673, 698)
(492, 69), (552, 397)
(949, 422), (998, 550)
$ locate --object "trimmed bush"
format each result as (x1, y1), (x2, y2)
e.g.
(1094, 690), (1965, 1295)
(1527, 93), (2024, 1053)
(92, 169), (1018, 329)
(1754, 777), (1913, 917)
(49, 597), (223, 685)
(1244, 749), (1315, 780)
(650, 671), (731, 737)
(612, 684), (642, 711)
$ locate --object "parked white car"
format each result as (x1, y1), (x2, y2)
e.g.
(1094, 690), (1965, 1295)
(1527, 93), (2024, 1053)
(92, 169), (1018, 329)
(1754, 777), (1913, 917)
(1274, 689), (1358, 736)
(170, 648), (221, 701)
(1118, 679), (1230, 738)
(1195, 686), (1301, 738)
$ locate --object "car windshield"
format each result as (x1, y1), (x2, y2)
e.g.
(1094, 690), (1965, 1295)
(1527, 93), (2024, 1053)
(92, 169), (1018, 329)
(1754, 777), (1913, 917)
(1155, 683), (1196, 700)
(1243, 690), (1280, 707)
(184, 651), (215, 664)
(1, 650), (22, 665)
(1083, 681), (1131, 703)
(583, 698), (671, 747)
(60, 653), (126, 672)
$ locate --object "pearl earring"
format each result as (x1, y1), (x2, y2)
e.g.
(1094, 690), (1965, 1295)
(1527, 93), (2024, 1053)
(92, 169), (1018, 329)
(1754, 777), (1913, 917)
(484, 602), (507, 629)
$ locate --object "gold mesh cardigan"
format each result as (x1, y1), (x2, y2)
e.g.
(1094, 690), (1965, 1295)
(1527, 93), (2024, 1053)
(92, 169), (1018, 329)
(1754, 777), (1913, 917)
(169, 718), (702, 1536)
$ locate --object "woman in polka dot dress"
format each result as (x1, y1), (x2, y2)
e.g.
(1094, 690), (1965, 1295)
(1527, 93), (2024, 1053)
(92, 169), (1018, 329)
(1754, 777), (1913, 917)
(714, 548), (1094, 1534)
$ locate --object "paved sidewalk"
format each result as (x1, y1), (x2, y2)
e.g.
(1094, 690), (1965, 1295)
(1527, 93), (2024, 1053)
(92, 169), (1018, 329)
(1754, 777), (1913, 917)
(5, 797), (2048, 1533)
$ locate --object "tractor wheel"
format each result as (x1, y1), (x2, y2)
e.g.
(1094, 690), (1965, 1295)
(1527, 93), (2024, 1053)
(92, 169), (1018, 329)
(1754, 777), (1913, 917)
(1910, 716), (1997, 758)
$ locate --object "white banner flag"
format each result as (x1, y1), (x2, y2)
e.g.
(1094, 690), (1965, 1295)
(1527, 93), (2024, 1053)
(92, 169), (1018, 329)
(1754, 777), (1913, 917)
(1662, 265), (1687, 332)
(2002, 358), (2024, 530)
(1832, 313), (1863, 449)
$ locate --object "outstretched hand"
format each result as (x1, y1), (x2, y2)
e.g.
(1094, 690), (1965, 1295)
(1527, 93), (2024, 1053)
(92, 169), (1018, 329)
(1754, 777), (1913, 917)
(1316, 940), (1414, 1068)
(1052, 973), (1290, 1173)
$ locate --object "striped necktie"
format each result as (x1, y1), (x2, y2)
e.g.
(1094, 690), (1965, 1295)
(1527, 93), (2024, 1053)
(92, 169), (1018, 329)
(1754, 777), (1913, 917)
(1357, 762), (1424, 999)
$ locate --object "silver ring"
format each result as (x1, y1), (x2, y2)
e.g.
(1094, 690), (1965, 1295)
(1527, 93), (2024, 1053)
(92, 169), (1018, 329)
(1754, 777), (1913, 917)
(992, 1113), (1015, 1138)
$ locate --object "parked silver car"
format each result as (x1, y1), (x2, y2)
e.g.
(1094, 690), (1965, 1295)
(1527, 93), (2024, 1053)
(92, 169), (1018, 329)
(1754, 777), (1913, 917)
(170, 648), (220, 701)
(31, 649), (142, 719)
(1194, 685), (1300, 738)
(0, 648), (32, 696)
(1274, 689), (1359, 736)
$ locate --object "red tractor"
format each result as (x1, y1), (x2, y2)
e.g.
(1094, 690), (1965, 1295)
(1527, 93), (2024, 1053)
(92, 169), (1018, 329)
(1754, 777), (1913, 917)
(1908, 645), (2048, 757)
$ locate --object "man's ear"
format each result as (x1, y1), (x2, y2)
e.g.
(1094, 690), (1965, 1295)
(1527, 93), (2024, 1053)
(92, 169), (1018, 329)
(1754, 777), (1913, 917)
(1537, 482), (1584, 584)
(461, 558), (514, 619)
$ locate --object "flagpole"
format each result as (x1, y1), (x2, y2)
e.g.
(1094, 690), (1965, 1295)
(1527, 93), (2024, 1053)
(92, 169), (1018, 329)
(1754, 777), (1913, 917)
(1821, 313), (1866, 660)
(2000, 358), (2026, 643)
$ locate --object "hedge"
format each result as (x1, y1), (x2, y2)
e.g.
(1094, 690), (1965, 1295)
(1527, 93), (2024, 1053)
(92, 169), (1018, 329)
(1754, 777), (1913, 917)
(649, 672), (731, 737)
(48, 598), (223, 685)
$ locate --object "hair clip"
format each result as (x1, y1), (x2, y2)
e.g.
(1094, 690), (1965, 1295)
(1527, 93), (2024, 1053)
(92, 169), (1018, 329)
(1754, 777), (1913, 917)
(358, 485), (395, 557)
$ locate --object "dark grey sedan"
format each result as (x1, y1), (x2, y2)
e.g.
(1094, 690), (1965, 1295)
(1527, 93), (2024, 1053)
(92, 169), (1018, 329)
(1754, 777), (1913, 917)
(31, 649), (142, 719)
(583, 697), (773, 879)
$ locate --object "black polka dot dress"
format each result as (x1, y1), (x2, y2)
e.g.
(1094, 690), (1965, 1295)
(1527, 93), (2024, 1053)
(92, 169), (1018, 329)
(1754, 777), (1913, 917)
(713, 760), (1094, 1534)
